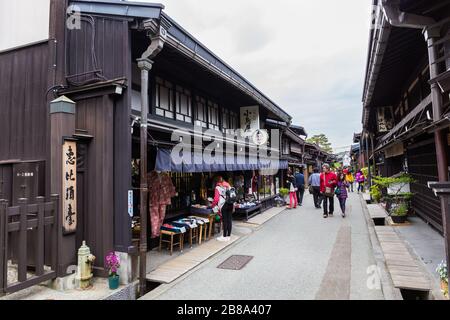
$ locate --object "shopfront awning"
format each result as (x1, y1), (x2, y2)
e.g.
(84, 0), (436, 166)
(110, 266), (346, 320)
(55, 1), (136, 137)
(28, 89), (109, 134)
(155, 148), (287, 173)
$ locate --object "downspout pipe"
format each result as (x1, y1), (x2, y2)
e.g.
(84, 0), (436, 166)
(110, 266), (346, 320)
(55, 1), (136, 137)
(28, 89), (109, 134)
(137, 22), (167, 297)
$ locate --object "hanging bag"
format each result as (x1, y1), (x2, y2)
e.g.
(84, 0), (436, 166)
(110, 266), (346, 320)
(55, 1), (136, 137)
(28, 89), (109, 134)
(335, 184), (341, 196)
(323, 173), (334, 198)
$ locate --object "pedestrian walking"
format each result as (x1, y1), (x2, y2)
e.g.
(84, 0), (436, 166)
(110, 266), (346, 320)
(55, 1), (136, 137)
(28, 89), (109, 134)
(295, 167), (305, 206)
(355, 170), (365, 193)
(320, 164), (337, 218)
(336, 172), (350, 218)
(344, 169), (355, 192)
(286, 169), (298, 209)
(308, 168), (322, 209)
(211, 177), (234, 242)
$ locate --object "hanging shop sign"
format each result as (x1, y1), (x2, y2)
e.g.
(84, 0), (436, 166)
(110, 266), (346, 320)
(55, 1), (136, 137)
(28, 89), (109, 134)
(240, 106), (260, 138)
(343, 153), (351, 167)
(377, 106), (394, 133)
(385, 142), (404, 159)
(252, 129), (269, 146)
(62, 140), (77, 234)
(128, 190), (134, 218)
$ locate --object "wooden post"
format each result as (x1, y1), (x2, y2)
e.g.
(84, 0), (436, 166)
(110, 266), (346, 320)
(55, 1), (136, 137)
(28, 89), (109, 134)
(36, 197), (45, 277)
(137, 58), (153, 296)
(18, 198), (28, 283)
(426, 27), (450, 272)
(0, 200), (7, 294)
(51, 194), (60, 275)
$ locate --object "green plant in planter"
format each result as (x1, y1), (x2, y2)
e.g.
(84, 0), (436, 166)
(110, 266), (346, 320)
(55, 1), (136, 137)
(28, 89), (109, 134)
(391, 203), (408, 217)
(370, 185), (382, 203)
(361, 167), (368, 178)
(436, 260), (448, 298)
(279, 188), (289, 198)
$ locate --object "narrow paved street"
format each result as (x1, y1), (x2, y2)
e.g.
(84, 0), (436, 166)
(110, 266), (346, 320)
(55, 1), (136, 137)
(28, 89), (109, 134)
(143, 193), (384, 300)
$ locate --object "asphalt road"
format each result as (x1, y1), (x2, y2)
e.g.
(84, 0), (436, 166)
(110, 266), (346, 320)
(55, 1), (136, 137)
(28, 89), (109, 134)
(145, 192), (385, 300)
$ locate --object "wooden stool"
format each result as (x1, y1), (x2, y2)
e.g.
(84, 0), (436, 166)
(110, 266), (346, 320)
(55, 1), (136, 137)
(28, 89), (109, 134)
(201, 221), (209, 242)
(188, 227), (199, 248)
(159, 230), (184, 255)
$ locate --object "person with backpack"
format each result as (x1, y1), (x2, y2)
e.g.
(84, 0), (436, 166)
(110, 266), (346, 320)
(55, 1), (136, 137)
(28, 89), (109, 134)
(355, 170), (365, 193)
(211, 177), (236, 242)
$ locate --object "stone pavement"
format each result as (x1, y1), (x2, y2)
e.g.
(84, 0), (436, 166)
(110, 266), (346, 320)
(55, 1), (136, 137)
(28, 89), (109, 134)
(141, 192), (385, 300)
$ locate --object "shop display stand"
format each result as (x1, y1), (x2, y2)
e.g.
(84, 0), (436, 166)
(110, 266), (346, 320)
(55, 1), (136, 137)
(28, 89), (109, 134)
(235, 204), (262, 221)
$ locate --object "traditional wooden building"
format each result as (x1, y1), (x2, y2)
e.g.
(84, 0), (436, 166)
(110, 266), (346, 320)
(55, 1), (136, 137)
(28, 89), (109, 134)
(0, 0), (299, 295)
(362, 0), (450, 269)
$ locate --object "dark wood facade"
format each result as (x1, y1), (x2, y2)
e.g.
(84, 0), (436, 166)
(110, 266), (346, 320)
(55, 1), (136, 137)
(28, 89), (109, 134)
(0, 0), (297, 282)
(361, 0), (450, 267)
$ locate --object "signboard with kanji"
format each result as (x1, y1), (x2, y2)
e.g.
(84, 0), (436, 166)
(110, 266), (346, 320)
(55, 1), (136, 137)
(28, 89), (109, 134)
(62, 140), (77, 234)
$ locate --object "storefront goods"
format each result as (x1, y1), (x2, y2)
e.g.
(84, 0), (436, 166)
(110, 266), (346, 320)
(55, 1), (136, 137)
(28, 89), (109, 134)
(148, 171), (177, 238)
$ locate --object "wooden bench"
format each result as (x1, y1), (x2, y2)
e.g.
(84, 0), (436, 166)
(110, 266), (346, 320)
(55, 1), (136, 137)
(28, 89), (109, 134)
(367, 204), (388, 225)
(374, 226), (432, 294)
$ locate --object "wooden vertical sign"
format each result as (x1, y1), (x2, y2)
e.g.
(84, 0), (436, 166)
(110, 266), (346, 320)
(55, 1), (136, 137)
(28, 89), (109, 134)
(62, 140), (77, 234)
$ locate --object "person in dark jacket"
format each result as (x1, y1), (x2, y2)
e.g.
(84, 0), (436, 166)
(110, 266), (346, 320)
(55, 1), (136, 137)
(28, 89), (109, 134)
(294, 167), (305, 206)
(309, 168), (322, 208)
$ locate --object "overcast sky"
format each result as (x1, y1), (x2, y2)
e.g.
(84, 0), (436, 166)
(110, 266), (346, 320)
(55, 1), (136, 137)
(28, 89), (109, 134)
(134, 0), (373, 152)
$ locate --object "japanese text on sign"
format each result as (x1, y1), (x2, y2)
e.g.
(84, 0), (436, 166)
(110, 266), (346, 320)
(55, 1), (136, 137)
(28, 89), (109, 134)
(62, 141), (77, 233)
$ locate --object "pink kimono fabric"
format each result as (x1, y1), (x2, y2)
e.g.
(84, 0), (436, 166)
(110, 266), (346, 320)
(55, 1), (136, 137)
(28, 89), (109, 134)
(148, 171), (176, 238)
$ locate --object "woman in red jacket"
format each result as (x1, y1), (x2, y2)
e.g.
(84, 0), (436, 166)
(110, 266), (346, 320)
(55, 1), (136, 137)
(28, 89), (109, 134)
(320, 164), (337, 219)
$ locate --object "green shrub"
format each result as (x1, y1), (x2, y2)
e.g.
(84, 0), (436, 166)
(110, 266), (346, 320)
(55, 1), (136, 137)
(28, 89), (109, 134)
(279, 188), (289, 197)
(391, 203), (408, 217)
(361, 167), (368, 178)
(370, 185), (382, 203)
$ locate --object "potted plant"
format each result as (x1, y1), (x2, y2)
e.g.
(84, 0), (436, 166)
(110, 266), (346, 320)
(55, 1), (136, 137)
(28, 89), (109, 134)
(105, 251), (120, 290)
(436, 260), (448, 298)
(279, 188), (289, 204)
(390, 202), (408, 224)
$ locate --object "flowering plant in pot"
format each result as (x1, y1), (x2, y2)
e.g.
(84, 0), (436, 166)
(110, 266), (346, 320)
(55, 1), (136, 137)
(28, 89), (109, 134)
(105, 251), (120, 290)
(436, 260), (448, 298)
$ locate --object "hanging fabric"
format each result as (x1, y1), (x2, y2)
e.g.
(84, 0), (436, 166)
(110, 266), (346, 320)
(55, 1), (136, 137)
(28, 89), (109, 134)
(148, 171), (177, 238)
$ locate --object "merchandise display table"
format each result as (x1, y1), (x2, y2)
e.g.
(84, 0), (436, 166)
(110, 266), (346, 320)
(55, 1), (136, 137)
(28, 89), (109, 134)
(190, 206), (219, 240)
(235, 204), (262, 221)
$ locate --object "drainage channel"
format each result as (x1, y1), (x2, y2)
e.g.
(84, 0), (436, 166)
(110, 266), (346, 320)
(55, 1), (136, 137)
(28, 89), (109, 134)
(400, 289), (430, 300)
(134, 280), (163, 299)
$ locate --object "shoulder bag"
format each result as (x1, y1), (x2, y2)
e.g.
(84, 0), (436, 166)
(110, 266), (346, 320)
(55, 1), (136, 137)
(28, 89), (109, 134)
(323, 174), (334, 198)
